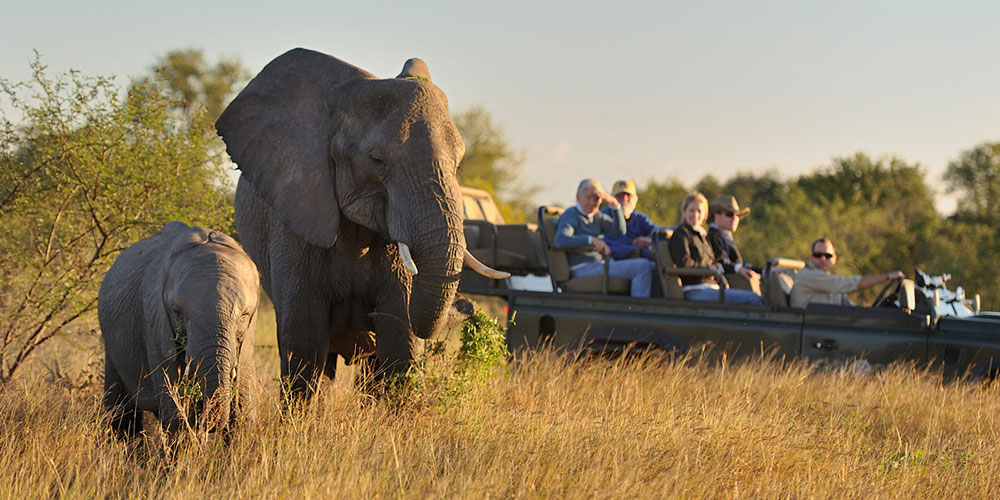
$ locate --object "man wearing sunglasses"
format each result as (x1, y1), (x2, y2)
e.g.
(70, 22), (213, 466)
(790, 238), (904, 308)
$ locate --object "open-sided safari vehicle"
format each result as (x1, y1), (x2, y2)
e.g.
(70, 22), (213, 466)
(459, 188), (1000, 381)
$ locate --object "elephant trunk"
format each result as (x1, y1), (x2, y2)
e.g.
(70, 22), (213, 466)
(409, 240), (463, 339)
(187, 326), (235, 430)
(391, 177), (464, 340)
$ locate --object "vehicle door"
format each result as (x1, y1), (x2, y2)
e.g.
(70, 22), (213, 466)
(928, 316), (1000, 380)
(800, 303), (930, 366)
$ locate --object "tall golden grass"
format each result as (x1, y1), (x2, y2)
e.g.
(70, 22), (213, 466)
(2, 312), (999, 499)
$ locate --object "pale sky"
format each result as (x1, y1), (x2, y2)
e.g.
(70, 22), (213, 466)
(4, 1), (999, 214)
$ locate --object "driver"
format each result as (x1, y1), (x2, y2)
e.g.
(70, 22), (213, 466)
(790, 238), (905, 308)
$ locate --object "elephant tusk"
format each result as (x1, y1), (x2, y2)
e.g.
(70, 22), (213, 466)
(397, 242), (419, 276)
(464, 248), (511, 280)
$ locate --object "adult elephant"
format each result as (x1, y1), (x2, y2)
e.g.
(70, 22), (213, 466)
(216, 48), (506, 395)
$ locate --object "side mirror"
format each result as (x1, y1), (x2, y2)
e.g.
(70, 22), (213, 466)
(899, 279), (916, 312)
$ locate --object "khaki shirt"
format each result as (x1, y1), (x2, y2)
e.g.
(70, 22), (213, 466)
(789, 262), (862, 308)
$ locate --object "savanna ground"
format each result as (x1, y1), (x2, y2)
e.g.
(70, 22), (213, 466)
(2, 298), (999, 499)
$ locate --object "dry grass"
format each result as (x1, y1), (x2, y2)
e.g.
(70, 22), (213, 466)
(2, 311), (999, 499)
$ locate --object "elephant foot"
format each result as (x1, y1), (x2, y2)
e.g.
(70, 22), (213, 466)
(109, 407), (144, 440)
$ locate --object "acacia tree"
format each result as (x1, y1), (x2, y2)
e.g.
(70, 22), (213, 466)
(0, 57), (233, 383)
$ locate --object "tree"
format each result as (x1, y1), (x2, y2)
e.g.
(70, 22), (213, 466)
(693, 174), (723, 203)
(135, 49), (249, 123)
(939, 142), (1000, 309)
(790, 153), (939, 274)
(0, 56), (233, 383)
(635, 177), (689, 227)
(453, 106), (537, 222)
(944, 142), (1000, 223)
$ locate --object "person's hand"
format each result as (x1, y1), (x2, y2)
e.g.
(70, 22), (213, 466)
(591, 238), (611, 256)
(738, 266), (758, 280)
(596, 187), (619, 209)
(632, 236), (652, 249)
(887, 270), (905, 281)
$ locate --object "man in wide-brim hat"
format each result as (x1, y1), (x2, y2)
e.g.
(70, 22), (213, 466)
(707, 195), (760, 290)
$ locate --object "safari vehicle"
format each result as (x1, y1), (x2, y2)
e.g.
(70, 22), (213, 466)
(459, 191), (1000, 381)
(460, 186), (551, 291)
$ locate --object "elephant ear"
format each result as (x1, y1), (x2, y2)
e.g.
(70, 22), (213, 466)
(397, 58), (431, 82)
(216, 48), (375, 248)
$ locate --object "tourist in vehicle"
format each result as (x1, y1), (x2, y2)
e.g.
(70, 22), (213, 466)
(668, 192), (764, 305)
(601, 179), (662, 261)
(554, 178), (655, 298)
(790, 238), (905, 308)
(707, 195), (760, 274)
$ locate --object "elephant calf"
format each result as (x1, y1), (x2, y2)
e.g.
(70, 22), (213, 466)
(99, 221), (260, 437)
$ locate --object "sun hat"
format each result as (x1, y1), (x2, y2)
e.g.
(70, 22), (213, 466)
(710, 195), (750, 217)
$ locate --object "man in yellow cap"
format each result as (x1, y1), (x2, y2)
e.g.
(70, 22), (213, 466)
(601, 179), (662, 261)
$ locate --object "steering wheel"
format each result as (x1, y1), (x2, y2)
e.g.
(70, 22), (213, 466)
(870, 278), (902, 308)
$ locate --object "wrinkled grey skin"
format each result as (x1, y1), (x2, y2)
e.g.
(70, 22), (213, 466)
(216, 48), (466, 394)
(99, 222), (260, 437)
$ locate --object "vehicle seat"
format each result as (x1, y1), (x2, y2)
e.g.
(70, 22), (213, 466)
(464, 220), (548, 275)
(652, 230), (729, 302)
(537, 205), (630, 294)
(762, 258), (806, 307)
(725, 272), (762, 295)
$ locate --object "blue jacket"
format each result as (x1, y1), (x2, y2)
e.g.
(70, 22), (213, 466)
(600, 208), (660, 260)
(554, 205), (626, 268)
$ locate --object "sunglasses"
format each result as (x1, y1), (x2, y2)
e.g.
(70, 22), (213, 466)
(719, 211), (735, 218)
(812, 252), (835, 259)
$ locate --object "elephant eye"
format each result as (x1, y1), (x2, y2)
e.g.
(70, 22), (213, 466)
(369, 153), (385, 166)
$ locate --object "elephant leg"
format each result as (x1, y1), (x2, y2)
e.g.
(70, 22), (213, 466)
(323, 352), (339, 380)
(103, 358), (142, 439)
(274, 294), (331, 399)
(156, 368), (185, 433)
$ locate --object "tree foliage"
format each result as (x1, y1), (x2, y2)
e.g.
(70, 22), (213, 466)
(135, 49), (249, 123)
(453, 106), (537, 223)
(634, 177), (689, 228)
(944, 142), (1000, 224)
(0, 56), (233, 382)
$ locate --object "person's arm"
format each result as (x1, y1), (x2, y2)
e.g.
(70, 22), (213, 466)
(604, 234), (635, 259)
(637, 213), (659, 237)
(600, 207), (626, 238)
(593, 187), (625, 237)
(858, 270), (905, 290)
(708, 230), (732, 266)
(553, 211), (591, 249)
(628, 213), (657, 250)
